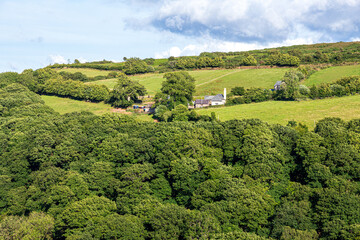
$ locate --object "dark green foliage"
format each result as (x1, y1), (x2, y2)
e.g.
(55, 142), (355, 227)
(153, 104), (211, 122)
(148, 203), (220, 239)
(231, 86), (246, 96)
(59, 71), (88, 82)
(242, 55), (258, 66)
(56, 196), (117, 238)
(308, 75), (360, 100)
(157, 71), (195, 108)
(266, 53), (300, 66)
(228, 88), (272, 105)
(124, 57), (153, 75)
(2, 76), (360, 239)
(274, 70), (304, 100)
(107, 73), (147, 108)
(47, 42), (360, 74)
(0, 212), (54, 240)
(0, 72), (21, 88)
(42, 78), (110, 101)
(0, 83), (45, 114)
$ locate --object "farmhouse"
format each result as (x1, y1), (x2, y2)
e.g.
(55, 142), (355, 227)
(194, 88), (227, 108)
(194, 99), (210, 108)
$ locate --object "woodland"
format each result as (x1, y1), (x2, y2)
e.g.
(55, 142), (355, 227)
(1, 69), (360, 239)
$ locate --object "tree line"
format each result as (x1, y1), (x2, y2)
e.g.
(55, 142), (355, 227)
(50, 58), (155, 75)
(3, 68), (147, 107)
(59, 70), (121, 82)
(1, 72), (360, 239)
(48, 42), (360, 76)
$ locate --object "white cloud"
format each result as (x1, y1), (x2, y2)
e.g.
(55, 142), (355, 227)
(77, 57), (88, 63)
(165, 16), (185, 30)
(330, 19), (358, 32)
(169, 47), (182, 57)
(153, 0), (360, 43)
(48, 55), (68, 64)
(155, 46), (182, 58)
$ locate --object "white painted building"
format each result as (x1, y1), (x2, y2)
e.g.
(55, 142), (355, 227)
(204, 88), (227, 106)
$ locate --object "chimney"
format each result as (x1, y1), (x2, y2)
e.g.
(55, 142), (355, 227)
(224, 88), (227, 100)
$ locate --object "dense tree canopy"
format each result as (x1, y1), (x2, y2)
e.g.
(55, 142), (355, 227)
(156, 71), (195, 109)
(107, 73), (147, 108)
(1, 72), (360, 239)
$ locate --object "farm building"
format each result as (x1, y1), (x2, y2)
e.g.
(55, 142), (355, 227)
(133, 104), (155, 113)
(274, 81), (282, 91)
(144, 104), (155, 113)
(194, 88), (226, 108)
(194, 99), (210, 108)
(204, 88), (227, 106)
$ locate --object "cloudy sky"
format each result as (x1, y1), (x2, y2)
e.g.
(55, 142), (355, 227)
(1, 0), (359, 72)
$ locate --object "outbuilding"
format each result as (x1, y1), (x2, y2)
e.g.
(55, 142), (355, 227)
(274, 81), (282, 91)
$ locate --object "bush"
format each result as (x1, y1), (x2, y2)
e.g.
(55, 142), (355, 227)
(299, 85), (310, 96)
(242, 55), (257, 66)
(41, 78), (110, 102)
(330, 84), (346, 97)
(231, 87), (246, 96)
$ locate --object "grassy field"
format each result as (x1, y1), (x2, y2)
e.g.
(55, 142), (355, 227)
(83, 68), (290, 96)
(196, 94), (360, 128)
(58, 68), (113, 77)
(41, 95), (154, 121)
(194, 68), (289, 96)
(305, 65), (360, 86)
(59, 64), (360, 99)
(83, 73), (164, 94)
(131, 73), (164, 95)
(85, 78), (118, 89)
(41, 95), (114, 115)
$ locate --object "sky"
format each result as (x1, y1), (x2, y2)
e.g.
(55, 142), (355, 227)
(0, 0), (359, 73)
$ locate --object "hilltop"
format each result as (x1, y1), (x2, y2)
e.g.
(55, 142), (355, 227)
(49, 41), (360, 74)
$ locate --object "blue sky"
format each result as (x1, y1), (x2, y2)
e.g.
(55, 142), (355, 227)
(1, 0), (359, 73)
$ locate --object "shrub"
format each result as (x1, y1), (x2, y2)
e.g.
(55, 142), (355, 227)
(330, 84), (346, 97)
(299, 85), (310, 96)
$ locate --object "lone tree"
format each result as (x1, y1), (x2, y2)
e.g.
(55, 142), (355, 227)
(156, 71), (195, 109)
(107, 73), (147, 108)
(275, 70), (304, 100)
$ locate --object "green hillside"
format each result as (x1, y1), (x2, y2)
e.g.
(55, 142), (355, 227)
(41, 95), (154, 121)
(75, 68), (289, 96)
(41, 89), (360, 129)
(304, 64), (360, 86)
(194, 68), (288, 95)
(41, 95), (115, 115)
(61, 64), (360, 97)
(58, 68), (112, 77)
(196, 94), (360, 128)
(50, 41), (360, 73)
(79, 73), (164, 95)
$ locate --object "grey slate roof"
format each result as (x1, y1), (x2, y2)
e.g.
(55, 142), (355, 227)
(211, 94), (225, 101)
(204, 95), (213, 100)
(195, 99), (210, 105)
(204, 94), (225, 101)
(274, 81), (282, 86)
